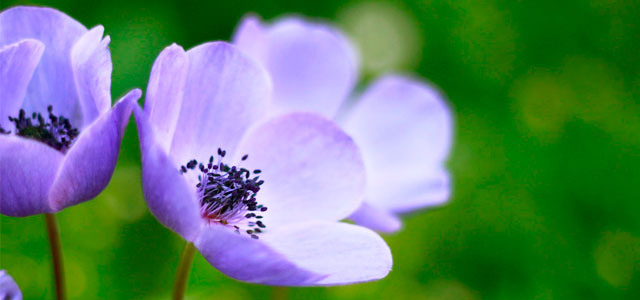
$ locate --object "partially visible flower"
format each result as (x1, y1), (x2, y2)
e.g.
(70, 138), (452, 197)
(0, 7), (140, 217)
(135, 42), (391, 285)
(0, 270), (22, 300)
(233, 15), (453, 232)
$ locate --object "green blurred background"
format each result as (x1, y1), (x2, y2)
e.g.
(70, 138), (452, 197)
(2, 0), (640, 299)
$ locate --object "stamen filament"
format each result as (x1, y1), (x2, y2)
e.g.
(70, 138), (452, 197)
(1, 105), (79, 152)
(181, 148), (268, 239)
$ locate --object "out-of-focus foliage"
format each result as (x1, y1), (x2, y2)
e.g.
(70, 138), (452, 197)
(2, 0), (639, 299)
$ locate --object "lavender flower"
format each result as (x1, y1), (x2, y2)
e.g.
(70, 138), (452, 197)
(233, 15), (453, 232)
(135, 42), (391, 285)
(0, 7), (140, 217)
(0, 270), (22, 300)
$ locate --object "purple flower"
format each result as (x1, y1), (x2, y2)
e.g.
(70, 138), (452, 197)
(0, 270), (22, 300)
(135, 42), (391, 285)
(0, 7), (140, 217)
(233, 15), (453, 233)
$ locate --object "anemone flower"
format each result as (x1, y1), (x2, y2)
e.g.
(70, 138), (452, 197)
(0, 6), (140, 216)
(0, 7), (140, 299)
(0, 270), (22, 300)
(233, 15), (453, 233)
(135, 41), (391, 290)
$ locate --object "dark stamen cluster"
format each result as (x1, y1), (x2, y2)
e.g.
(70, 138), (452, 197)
(0, 106), (79, 153)
(181, 148), (267, 239)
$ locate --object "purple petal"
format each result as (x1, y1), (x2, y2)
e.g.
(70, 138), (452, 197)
(169, 42), (271, 165)
(48, 89), (140, 212)
(235, 112), (365, 225)
(134, 105), (204, 241)
(71, 25), (112, 128)
(144, 44), (188, 152)
(0, 6), (87, 125)
(342, 75), (453, 211)
(261, 221), (392, 285)
(0, 270), (22, 300)
(194, 225), (324, 285)
(233, 16), (358, 118)
(349, 202), (402, 233)
(0, 135), (62, 217)
(379, 169), (451, 214)
(0, 39), (44, 130)
(232, 15), (268, 63)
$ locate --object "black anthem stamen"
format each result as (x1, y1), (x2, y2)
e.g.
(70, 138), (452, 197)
(181, 148), (267, 239)
(0, 105), (79, 153)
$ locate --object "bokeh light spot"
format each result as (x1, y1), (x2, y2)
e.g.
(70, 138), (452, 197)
(512, 71), (574, 142)
(338, 1), (423, 75)
(594, 230), (640, 288)
(448, 0), (517, 82)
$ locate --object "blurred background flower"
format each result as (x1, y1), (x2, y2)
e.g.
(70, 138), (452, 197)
(1, 0), (639, 299)
(232, 16), (452, 233)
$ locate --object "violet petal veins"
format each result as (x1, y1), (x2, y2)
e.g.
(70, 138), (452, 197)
(0, 6), (141, 217)
(136, 41), (391, 286)
(233, 15), (453, 233)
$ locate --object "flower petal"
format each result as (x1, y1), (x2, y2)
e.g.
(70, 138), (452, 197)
(0, 6), (87, 125)
(144, 44), (189, 152)
(48, 89), (140, 212)
(0, 135), (63, 217)
(0, 39), (44, 130)
(71, 25), (112, 128)
(234, 16), (358, 118)
(134, 105), (203, 241)
(349, 202), (402, 233)
(235, 112), (365, 225)
(232, 15), (268, 63)
(376, 169), (451, 213)
(0, 270), (22, 300)
(342, 75), (453, 210)
(261, 221), (392, 286)
(169, 42), (271, 165)
(194, 225), (324, 285)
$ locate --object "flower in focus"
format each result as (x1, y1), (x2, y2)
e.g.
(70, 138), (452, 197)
(0, 270), (22, 300)
(135, 41), (391, 285)
(233, 15), (453, 232)
(0, 7), (140, 217)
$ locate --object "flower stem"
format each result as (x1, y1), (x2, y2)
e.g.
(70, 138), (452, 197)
(44, 213), (65, 300)
(273, 287), (288, 300)
(173, 241), (196, 300)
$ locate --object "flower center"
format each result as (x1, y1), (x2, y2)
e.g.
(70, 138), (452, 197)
(180, 148), (267, 239)
(0, 105), (79, 153)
